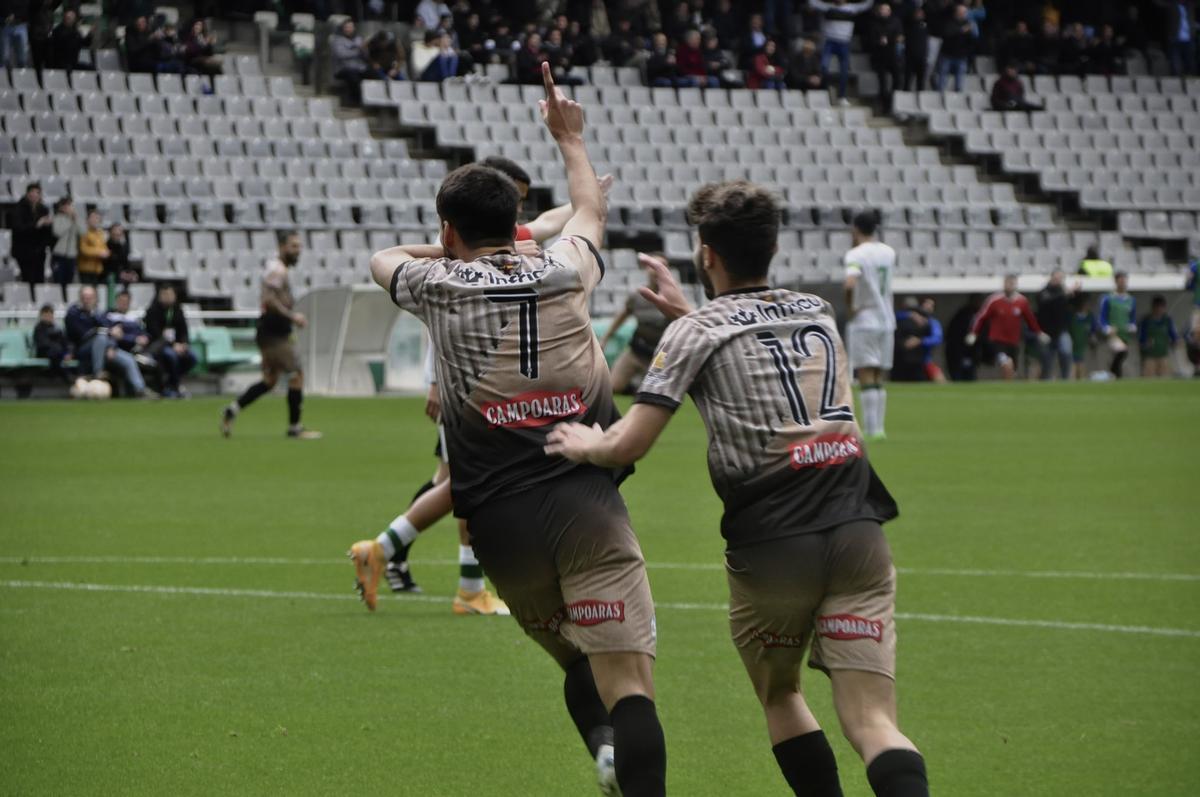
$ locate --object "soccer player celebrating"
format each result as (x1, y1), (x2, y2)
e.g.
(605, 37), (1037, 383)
(966, 274), (1049, 380)
(360, 63), (666, 796)
(546, 181), (929, 797)
(221, 231), (321, 439)
(843, 212), (896, 441)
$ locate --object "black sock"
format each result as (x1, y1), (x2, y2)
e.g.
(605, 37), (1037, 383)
(563, 658), (613, 759)
(772, 730), (843, 796)
(236, 380), (271, 409)
(610, 695), (666, 797)
(287, 387), (302, 426)
(866, 749), (928, 797)
(410, 479), (437, 504)
(1111, 351), (1127, 379)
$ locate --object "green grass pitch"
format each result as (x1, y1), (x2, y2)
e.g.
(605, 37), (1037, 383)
(1, 380), (1198, 795)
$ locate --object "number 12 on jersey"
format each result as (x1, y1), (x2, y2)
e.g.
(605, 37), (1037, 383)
(756, 326), (854, 426)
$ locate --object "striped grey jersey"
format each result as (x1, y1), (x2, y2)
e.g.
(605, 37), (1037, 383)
(389, 236), (625, 517)
(636, 287), (898, 547)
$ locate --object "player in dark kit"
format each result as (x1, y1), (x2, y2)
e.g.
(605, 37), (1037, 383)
(221, 231), (321, 439)
(362, 64), (665, 797)
(547, 181), (929, 797)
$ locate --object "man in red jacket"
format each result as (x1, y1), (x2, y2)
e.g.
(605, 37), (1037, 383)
(676, 29), (718, 87)
(966, 274), (1050, 379)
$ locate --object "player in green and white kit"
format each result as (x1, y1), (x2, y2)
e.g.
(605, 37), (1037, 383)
(1138, 295), (1179, 378)
(843, 212), (895, 441)
(1099, 271), (1137, 379)
(1067, 293), (1100, 380)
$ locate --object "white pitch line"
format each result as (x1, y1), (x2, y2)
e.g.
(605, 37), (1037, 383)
(1, 579), (1198, 639)
(1, 556), (1198, 583)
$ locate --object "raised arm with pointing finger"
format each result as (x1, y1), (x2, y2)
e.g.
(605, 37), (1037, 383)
(540, 61), (606, 249)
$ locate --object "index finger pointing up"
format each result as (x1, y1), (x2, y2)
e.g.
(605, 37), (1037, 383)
(542, 61), (556, 100)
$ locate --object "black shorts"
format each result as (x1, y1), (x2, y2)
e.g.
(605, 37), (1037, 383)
(466, 467), (656, 667)
(986, 341), (1019, 366)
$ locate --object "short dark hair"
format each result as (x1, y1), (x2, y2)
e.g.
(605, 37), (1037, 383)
(436, 164), (521, 247)
(26, 182), (41, 193)
(687, 180), (780, 281)
(276, 230), (299, 246)
(852, 210), (879, 237)
(479, 156), (531, 187)
(1151, 294), (1167, 307)
(1115, 270), (1128, 280)
(38, 304), (54, 314)
(1085, 245), (1099, 260)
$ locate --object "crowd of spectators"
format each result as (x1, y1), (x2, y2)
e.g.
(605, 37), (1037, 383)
(124, 15), (224, 75)
(12, 183), (139, 303)
(300, 0), (1200, 108)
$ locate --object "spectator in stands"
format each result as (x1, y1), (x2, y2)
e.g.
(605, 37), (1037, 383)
(966, 275), (1049, 380)
(330, 19), (369, 101)
(27, 0), (54, 71)
(50, 196), (84, 297)
(936, 3), (972, 91)
(1034, 20), (1060, 74)
(515, 30), (550, 83)
(415, 0), (451, 30)
(787, 37), (824, 90)
(965, 0), (986, 44)
(105, 223), (139, 286)
(542, 27), (584, 85)
(1035, 270), (1075, 380)
(32, 304), (68, 378)
(1078, 245), (1113, 277)
(47, 8), (89, 71)
(564, 19), (598, 67)
(367, 29), (407, 80)
(710, 0), (740, 49)
(1139, 295), (1179, 378)
(746, 37), (786, 88)
(1002, 19), (1037, 74)
(422, 30), (468, 81)
(809, 0), (874, 104)
(589, 0), (611, 41)
(1088, 24), (1126, 75)
(618, 0), (662, 36)
(1058, 21), (1089, 76)
(1100, 271), (1137, 378)
(12, 182), (51, 302)
(902, 4), (930, 90)
(868, 2), (903, 113)
(645, 31), (681, 86)
(739, 12), (768, 66)
(1156, 0), (1198, 77)
(675, 28), (717, 87)
(0, 0), (31, 67)
(103, 290), (150, 356)
(457, 11), (487, 64)
(703, 31), (739, 87)
(77, 210), (109, 285)
(65, 285), (148, 397)
(144, 284), (195, 398)
(990, 64), (1043, 111)
(181, 18), (223, 75)
(665, 1), (699, 43)
(125, 15), (183, 74)
(602, 17), (644, 67)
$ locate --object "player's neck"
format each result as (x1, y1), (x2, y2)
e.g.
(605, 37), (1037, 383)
(719, 278), (770, 296)
(461, 243), (516, 261)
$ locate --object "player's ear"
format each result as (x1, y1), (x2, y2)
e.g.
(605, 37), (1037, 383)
(441, 220), (454, 252)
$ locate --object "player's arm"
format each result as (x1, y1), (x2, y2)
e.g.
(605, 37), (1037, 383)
(637, 253), (693, 320)
(368, 244), (444, 290)
(1020, 298), (1047, 339)
(1099, 295), (1112, 334)
(261, 268), (300, 322)
(525, 174), (615, 243)
(843, 262), (860, 320)
(923, 318), (943, 348)
(544, 403), (674, 468)
(966, 297), (992, 345)
(599, 306), (631, 348)
(540, 62), (605, 248)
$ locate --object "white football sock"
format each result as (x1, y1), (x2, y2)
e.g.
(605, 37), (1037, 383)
(459, 545), (485, 594)
(876, 388), (887, 435)
(376, 515), (419, 560)
(859, 389), (878, 436)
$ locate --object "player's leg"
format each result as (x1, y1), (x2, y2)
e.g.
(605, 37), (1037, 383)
(452, 518), (508, 615)
(587, 651), (665, 797)
(384, 435), (453, 592)
(222, 360), (279, 436)
(813, 521), (928, 797)
(284, 365), (320, 438)
(728, 534), (843, 796)
(997, 346), (1015, 380)
(1056, 332), (1073, 381)
(857, 366), (883, 440)
(349, 478), (456, 608)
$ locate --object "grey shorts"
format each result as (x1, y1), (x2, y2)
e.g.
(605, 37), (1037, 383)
(727, 520), (898, 679)
(466, 467), (657, 668)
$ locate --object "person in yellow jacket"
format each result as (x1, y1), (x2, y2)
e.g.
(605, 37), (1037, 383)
(77, 209), (110, 284)
(1078, 245), (1114, 278)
